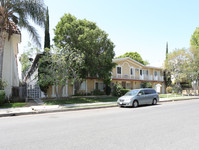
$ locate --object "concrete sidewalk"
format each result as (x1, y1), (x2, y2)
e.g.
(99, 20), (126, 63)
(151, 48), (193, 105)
(0, 96), (199, 117)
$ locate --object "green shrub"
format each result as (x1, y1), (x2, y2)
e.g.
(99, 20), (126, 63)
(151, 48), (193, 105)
(0, 90), (5, 105)
(112, 83), (123, 96)
(166, 86), (173, 93)
(120, 89), (130, 96)
(141, 82), (152, 88)
(92, 89), (104, 95)
(105, 85), (111, 95)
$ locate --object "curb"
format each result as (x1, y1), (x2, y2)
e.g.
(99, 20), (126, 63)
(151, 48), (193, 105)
(0, 97), (199, 118)
(0, 104), (118, 118)
(159, 97), (199, 102)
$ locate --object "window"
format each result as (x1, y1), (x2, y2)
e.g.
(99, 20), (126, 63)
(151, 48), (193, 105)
(80, 81), (86, 90)
(130, 68), (134, 75)
(138, 90), (145, 95)
(146, 70), (148, 76)
(140, 70), (142, 76)
(154, 71), (157, 76)
(95, 82), (104, 91)
(117, 66), (121, 74)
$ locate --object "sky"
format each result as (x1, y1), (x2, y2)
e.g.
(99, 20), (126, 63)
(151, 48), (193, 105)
(18, 0), (199, 77)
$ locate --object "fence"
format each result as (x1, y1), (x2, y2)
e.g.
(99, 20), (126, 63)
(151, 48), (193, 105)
(12, 85), (27, 102)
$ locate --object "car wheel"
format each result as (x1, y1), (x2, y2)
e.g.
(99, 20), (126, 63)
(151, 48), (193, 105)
(152, 99), (157, 105)
(133, 100), (139, 108)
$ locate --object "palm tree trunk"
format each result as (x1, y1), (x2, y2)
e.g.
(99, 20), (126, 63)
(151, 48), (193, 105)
(0, 31), (6, 79)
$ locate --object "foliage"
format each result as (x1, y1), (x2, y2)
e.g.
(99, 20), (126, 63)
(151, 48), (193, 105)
(112, 83), (123, 96)
(166, 86), (172, 93)
(0, 0), (46, 47)
(105, 85), (111, 95)
(163, 69), (172, 88)
(44, 7), (50, 49)
(38, 46), (84, 99)
(19, 42), (41, 78)
(190, 27), (199, 49)
(165, 48), (191, 85)
(141, 82), (152, 88)
(0, 102), (25, 108)
(54, 13), (115, 83)
(92, 89), (104, 95)
(115, 52), (149, 65)
(120, 89), (130, 96)
(0, 90), (5, 105)
(0, 78), (7, 90)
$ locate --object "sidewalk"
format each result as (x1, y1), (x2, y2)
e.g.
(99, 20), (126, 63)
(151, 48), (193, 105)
(0, 96), (199, 117)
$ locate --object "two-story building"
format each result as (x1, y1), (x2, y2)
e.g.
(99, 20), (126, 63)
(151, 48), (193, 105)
(111, 57), (164, 93)
(25, 56), (165, 99)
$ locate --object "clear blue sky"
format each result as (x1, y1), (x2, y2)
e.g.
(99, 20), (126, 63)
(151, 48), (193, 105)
(18, 0), (199, 68)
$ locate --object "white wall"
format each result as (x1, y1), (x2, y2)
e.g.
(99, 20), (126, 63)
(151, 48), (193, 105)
(2, 34), (20, 97)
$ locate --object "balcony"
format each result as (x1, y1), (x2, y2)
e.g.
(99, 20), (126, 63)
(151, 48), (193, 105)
(112, 74), (164, 82)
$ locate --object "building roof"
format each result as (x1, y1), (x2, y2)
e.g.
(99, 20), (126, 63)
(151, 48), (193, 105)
(6, 20), (21, 35)
(112, 57), (162, 70)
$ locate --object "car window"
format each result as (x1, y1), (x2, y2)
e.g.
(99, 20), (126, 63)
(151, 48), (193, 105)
(138, 90), (145, 95)
(125, 90), (139, 96)
(144, 90), (150, 95)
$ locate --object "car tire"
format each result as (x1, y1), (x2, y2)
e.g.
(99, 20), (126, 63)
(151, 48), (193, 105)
(133, 100), (139, 108)
(152, 99), (157, 105)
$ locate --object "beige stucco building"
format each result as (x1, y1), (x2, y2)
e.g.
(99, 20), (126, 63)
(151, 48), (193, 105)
(26, 56), (165, 98)
(2, 22), (21, 98)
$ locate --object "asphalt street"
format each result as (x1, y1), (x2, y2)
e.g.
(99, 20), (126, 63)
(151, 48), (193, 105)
(0, 99), (199, 150)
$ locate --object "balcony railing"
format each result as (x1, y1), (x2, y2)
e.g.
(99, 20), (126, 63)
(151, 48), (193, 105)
(112, 75), (164, 82)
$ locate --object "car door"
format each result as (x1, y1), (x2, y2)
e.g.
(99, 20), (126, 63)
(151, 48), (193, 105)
(137, 90), (146, 105)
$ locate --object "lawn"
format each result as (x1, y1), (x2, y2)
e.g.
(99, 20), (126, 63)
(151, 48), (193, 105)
(44, 96), (118, 105)
(0, 103), (26, 108)
(159, 94), (182, 98)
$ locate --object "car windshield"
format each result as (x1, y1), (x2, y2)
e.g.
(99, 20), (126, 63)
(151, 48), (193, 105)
(125, 90), (139, 96)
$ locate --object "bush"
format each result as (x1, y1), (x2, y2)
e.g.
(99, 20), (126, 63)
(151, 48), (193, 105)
(112, 83), (123, 96)
(141, 82), (152, 88)
(120, 89), (130, 96)
(105, 85), (111, 95)
(166, 86), (172, 93)
(0, 90), (5, 105)
(92, 89), (104, 95)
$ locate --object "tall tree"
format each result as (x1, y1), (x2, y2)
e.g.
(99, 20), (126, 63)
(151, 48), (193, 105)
(166, 42), (168, 59)
(54, 14), (115, 93)
(115, 52), (149, 65)
(165, 48), (191, 88)
(164, 42), (172, 88)
(44, 7), (50, 49)
(190, 27), (199, 48)
(0, 0), (46, 79)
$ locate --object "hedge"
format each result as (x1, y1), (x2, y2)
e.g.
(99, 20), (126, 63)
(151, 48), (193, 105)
(120, 89), (130, 96)
(0, 90), (5, 105)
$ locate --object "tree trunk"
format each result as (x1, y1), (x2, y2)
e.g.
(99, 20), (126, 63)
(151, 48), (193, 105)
(0, 31), (6, 79)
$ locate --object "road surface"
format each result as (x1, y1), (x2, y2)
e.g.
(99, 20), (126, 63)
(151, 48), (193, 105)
(0, 99), (199, 150)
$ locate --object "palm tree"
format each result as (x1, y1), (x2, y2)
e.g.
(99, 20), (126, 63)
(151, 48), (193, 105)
(0, 0), (46, 78)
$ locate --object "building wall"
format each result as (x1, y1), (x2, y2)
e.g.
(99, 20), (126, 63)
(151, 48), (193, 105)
(2, 34), (20, 97)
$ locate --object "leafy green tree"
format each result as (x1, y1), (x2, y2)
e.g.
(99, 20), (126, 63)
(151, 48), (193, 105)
(54, 13), (115, 92)
(115, 52), (149, 65)
(0, 0), (46, 78)
(190, 27), (199, 48)
(44, 7), (50, 49)
(165, 48), (191, 87)
(164, 42), (172, 88)
(38, 46), (84, 99)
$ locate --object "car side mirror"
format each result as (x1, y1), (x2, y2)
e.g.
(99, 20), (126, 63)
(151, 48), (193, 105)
(138, 93), (142, 96)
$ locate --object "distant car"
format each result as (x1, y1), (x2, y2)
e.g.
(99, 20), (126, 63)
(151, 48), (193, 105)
(117, 88), (159, 108)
